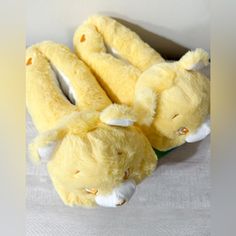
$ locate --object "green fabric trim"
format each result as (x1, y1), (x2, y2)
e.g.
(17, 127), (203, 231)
(154, 148), (174, 159)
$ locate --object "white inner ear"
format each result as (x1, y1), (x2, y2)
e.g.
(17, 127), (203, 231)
(104, 119), (134, 127)
(95, 180), (136, 207)
(38, 142), (58, 161)
(186, 117), (211, 143)
(51, 64), (77, 105)
(187, 61), (206, 71)
(104, 42), (130, 64)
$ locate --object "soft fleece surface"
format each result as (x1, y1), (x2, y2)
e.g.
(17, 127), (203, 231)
(26, 113), (210, 235)
(26, 66), (210, 236)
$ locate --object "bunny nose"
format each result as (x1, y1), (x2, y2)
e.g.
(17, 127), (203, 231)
(95, 180), (136, 207)
(185, 117), (211, 143)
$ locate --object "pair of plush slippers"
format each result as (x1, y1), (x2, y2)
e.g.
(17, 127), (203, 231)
(26, 15), (210, 207)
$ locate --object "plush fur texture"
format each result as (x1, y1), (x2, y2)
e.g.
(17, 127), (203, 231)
(26, 46), (78, 132)
(135, 62), (210, 150)
(73, 15), (164, 105)
(100, 104), (136, 126)
(73, 15), (210, 151)
(26, 41), (157, 207)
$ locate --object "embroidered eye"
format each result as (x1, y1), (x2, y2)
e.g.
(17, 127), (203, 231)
(171, 114), (179, 119)
(123, 168), (130, 180)
(117, 151), (123, 155)
(80, 34), (86, 42)
(74, 170), (80, 176)
(177, 127), (189, 135)
(26, 57), (32, 65)
(85, 188), (98, 195)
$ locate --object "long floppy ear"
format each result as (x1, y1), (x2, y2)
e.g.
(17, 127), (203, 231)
(100, 104), (137, 127)
(73, 15), (164, 106)
(179, 48), (209, 71)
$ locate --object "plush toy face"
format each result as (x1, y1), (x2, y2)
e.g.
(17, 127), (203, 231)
(136, 56), (210, 151)
(74, 16), (211, 151)
(42, 122), (157, 207)
(27, 41), (157, 208)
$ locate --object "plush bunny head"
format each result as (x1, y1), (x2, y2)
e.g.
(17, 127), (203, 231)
(26, 41), (157, 208)
(73, 16), (210, 151)
(30, 111), (157, 208)
(134, 49), (210, 151)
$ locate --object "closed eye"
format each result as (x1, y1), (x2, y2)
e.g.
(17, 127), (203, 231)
(171, 114), (179, 119)
(85, 188), (98, 195)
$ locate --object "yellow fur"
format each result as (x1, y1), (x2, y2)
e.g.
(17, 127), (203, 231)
(48, 114), (156, 207)
(26, 41), (157, 207)
(100, 104), (136, 125)
(136, 62), (210, 150)
(179, 48), (209, 70)
(73, 15), (164, 105)
(74, 15), (210, 151)
(34, 41), (110, 109)
(86, 15), (164, 71)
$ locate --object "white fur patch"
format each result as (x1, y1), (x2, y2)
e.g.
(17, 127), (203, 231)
(104, 119), (134, 127)
(95, 180), (136, 207)
(187, 61), (206, 71)
(38, 142), (58, 161)
(51, 64), (77, 105)
(186, 117), (211, 143)
(110, 47), (119, 57)
(105, 43), (130, 64)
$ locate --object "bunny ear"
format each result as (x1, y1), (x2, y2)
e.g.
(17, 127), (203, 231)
(179, 48), (210, 71)
(37, 142), (58, 162)
(29, 128), (65, 163)
(133, 87), (158, 126)
(30, 111), (101, 162)
(100, 104), (136, 127)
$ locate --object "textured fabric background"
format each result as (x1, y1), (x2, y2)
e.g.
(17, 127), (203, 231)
(26, 68), (210, 236)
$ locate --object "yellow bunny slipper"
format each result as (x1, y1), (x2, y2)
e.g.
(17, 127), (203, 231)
(73, 15), (210, 151)
(26, 41), (157, 207)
